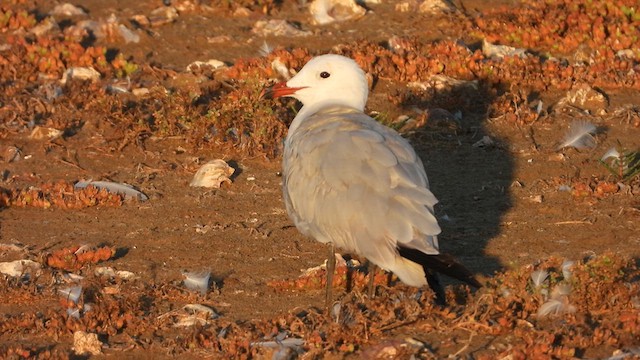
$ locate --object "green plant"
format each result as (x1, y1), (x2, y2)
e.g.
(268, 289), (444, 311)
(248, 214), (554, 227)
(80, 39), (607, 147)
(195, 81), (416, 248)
(600, 147), (640, 182)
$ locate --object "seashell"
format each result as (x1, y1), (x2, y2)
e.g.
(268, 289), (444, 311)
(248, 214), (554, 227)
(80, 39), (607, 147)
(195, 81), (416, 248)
(190, 159), (235, 188)
(309, 0), (366, 25)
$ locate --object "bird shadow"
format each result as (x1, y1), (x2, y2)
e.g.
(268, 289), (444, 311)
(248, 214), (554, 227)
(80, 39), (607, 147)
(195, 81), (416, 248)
(396, 80), (512, 280)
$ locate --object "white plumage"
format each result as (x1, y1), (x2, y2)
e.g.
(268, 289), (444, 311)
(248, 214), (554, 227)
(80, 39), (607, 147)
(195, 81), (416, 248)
(264, 54), (479, 302)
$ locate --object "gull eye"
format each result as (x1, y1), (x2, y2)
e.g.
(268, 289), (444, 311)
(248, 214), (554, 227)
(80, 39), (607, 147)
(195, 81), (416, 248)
(320, 71), (330, 79)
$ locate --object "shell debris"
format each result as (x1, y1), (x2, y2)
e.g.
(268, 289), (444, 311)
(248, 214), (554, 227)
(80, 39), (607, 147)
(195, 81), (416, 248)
(0, 259), (41, 278)
(73, 331), (103, 356)
(309, 0), (366, 25)
(190, 159), (235, 188)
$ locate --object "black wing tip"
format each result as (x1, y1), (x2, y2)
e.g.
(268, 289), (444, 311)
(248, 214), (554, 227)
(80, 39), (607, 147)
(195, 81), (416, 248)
(398, 247), (483, 289)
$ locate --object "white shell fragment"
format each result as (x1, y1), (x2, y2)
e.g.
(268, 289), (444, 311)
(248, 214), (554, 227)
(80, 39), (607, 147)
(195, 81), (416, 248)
(252, 20), (311, 37)
(251, 337), (305, 349)
(149, 6), (179, 27)
(309, 0), (366, 25)
(0, 243), (27, 253)
(50, 3), (87, 17)
(408, 75), (478, 91)
(73, 331), (103, 356)
(482, 39), (528, 59)
(186, 59), (227, 73)
(190, 159), (235, 188)
(75, 180), (149, 201)
(173, 316), (208, 327)
(30, 17), (60, 37)
(60, 67), (101, 85)
(555, 83), (609, 114)
(183, 304), (219, 319)
(158, 302), (220, 328)
(3, 145), (21, 162)
(30, 126), (64, 140)
(94, 267), (138, 280)
(0, 259), (41, 278)
(117, 24), (140, 43)
(395, 0), (455, 13)
(418, 0), (456, 14)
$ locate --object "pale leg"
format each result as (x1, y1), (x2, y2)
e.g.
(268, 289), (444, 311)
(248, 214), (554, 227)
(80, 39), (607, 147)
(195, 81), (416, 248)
(367, 261), (376, 298)
(325, 243), (335, 310)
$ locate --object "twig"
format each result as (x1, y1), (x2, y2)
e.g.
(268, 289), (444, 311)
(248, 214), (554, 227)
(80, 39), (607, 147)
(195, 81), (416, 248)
(450, 329), (476, 358)
(553, 220), (593, 225)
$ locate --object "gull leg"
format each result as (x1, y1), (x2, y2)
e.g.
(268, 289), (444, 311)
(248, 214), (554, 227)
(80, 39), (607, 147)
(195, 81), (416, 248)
(325, 243), (336, 310)
(425, 269), (446, 306)
(367, 261), (376, 298)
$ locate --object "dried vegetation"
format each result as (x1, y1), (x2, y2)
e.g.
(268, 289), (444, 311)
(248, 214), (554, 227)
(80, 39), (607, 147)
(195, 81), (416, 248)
(0, 0), (639, 358)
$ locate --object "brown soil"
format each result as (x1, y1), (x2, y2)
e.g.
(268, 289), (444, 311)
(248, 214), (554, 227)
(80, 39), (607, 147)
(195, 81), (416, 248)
(1, 0), (640, 358)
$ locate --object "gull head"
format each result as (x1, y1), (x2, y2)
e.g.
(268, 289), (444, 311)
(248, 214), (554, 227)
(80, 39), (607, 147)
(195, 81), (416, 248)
(262, 54), (368, 111)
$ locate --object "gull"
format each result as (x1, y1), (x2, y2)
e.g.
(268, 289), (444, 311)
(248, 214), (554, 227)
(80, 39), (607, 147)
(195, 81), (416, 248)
(262, 54), (481, 307)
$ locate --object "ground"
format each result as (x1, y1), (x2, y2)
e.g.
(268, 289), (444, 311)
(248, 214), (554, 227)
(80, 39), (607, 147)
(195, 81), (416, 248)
(0, 0), (639, 358)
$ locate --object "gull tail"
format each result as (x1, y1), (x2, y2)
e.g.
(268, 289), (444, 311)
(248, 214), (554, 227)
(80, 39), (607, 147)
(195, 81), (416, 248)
(398, 247), (482, 305)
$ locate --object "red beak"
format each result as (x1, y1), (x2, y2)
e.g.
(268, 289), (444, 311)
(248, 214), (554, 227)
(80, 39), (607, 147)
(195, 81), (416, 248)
(261, 81), (306, 99)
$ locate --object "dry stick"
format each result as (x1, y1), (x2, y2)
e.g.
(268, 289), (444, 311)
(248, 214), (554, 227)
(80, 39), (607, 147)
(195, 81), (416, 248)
(54, 156), (84, 170)
(554, 220), (593, 225)
(450, 329), (476, 358)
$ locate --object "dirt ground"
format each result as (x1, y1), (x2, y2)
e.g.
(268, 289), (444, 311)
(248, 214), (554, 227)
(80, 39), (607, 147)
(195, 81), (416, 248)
(1, 0), (640, 358)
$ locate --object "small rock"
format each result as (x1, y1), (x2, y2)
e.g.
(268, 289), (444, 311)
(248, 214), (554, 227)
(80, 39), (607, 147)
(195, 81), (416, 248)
(61, 67), (101, 84)
(30, 126), (64, 140)
(408, 75), (478, 91)
(132, 88), (150, 96)
(73, 331), (103, 356)
(554, 83), (608, 115)
(252, 20), (311, 37)
(528, 195), (543, 203)
(0, 259), (41, 278)
(309, 0), (366, 25)
(616, 49), (635, 59)
(419, 0), (456, 13)
(2, 146), (21, 162)
(50, 3), (87, 17)
(395, 0), (455, 13)
(186, 59), (227, 73)
(30, 17), (60, 37)
(482, 39), (527, 59)
(130, 14), (150, 27)
(473, 135), (495, 148)
(94, 267), (138, 280)
(149, 6), (178, 27)
(118, 24), (140, 43)
(233, 6), (252, 17)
